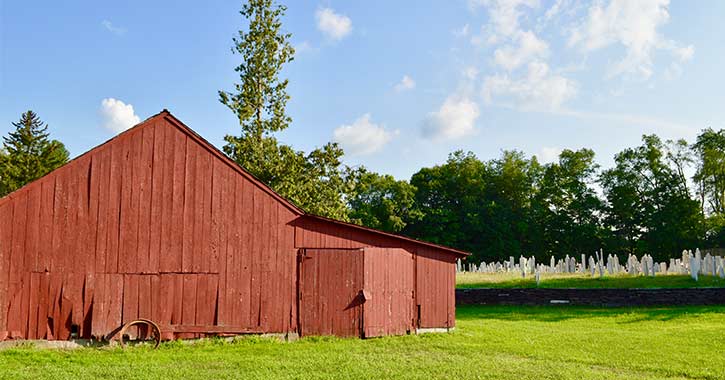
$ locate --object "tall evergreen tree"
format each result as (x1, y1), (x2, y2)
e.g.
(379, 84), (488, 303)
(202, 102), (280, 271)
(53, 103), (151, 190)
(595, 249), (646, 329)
(0, 111), (69, 196)
(220, 0), (350, 219)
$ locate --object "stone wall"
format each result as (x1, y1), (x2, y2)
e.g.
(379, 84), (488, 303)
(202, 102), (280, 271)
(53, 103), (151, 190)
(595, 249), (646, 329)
(456, 288), (725, 307)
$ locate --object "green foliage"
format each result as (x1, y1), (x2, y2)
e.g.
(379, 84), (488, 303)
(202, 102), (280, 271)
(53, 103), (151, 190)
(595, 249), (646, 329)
(220, 0), (349, 219)
(406, 151), (489, 257)
(406, 150), (542, 262)
(693, 128), (725, 214)
(3, 306), (725, 379)
(346, 169), (422, 233)
(532, 149), (603, 258)
(219, 0), (294, 138)
(0, 111), (69, 197)
(222, 134), (350, 219)
(705, 214), (725, 247)
(599, 135), (703, 260)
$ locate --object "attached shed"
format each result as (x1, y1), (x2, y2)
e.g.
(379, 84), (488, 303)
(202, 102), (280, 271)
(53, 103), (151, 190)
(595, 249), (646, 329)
(0, 110), (468, 341)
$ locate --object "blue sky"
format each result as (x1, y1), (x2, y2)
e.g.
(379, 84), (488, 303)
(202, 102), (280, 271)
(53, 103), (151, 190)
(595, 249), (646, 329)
(2, 0), (724, 180)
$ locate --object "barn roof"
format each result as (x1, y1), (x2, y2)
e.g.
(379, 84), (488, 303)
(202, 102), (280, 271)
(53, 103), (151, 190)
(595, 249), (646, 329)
(0, 110), (470, 257)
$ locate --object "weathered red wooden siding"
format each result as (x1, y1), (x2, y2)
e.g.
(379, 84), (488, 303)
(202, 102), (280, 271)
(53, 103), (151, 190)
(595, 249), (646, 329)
(299, 249), (364, 337)
(415, 247), (456, 329)
(0, 112), (300, 340)
(362, 248), (414, 337)
(295, 217), (458, 330)
(0, 110), (463, 341)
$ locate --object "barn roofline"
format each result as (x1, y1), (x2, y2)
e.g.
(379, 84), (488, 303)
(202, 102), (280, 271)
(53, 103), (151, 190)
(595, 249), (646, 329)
(159, 110), (306, 215)
(0, 109), (470, 257)
(301, 214), (470, 257)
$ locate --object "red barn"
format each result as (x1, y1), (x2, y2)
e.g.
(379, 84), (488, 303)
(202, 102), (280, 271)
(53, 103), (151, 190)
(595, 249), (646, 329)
(0, 110), (467, 341)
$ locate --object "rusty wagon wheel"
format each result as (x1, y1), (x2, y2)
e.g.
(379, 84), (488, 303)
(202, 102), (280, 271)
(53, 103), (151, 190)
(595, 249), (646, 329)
(118, 318), (161, 349)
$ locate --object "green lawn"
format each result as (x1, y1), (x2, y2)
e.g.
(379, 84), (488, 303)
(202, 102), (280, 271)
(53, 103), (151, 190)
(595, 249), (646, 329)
(2, 305), (725, 379)
(456, 272), (725, 289)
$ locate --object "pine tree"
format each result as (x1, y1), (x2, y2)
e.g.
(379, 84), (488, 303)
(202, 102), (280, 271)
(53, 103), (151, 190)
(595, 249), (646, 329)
(0, 111), (69, 196)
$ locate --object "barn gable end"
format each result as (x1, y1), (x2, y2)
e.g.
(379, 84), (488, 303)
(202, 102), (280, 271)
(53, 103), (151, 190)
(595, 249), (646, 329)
(0, 112), (300, 340)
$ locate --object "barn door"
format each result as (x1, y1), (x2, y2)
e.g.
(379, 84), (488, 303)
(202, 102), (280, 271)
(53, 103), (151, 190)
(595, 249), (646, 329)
(298, 249), (364, 337)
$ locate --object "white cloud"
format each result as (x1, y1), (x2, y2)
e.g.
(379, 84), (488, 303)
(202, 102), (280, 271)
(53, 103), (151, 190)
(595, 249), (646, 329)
(101, 20), (126, 36)
(493, 30), (549, 71)
(471, 0), (576, 110)
(394, 75), (416, 92)
(99, 98), (140, 133)
(422, 96), (480, 140)
(538, 147), (562, 163)
(315, 8), (352, 41)
(483, 61), (578, 111)
(568, 0), (694, 79)
(470, 0), (540, 43)
(333, 114), (396, 155)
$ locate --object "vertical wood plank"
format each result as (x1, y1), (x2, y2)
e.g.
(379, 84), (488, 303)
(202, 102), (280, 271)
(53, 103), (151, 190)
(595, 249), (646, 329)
(169, 133), (186, 273)
(137, 125), (155, 273)
(82, 273), (94, 339)
(24, 186), (41, 273)
(90, 273), (107, 339)
(36, 272), (50, 339)
(118, 132), (138, 274)
(7, 193), (28, 336)
(94, 147), (111, 274)
(106, 273), (123, 337)
(37, 178), (55, 272)
(0, 202), (13, 335)
(138, 275), (152, 320)
(105, 140), (124, 274)
(149, 122), (167, 274)
(191, 145), (207, 274)
(182, 139), (197, 273)
(122, 274), (139, 324)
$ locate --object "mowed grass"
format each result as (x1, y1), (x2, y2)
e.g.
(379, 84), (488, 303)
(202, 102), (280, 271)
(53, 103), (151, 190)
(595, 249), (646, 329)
(2, 305), (725, 379)
(456, 272), (725, 289)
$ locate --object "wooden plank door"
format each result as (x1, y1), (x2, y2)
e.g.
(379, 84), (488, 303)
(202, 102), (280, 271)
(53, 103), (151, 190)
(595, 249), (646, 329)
(362, 248), (415, 337)
(298, 249), (364, 337)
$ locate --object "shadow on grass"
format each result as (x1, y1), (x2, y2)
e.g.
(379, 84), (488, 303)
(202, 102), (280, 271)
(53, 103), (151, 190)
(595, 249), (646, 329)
(456, 305), (725, 323)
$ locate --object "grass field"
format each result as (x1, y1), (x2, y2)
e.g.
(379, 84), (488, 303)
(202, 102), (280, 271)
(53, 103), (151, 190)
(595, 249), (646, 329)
(2, 305), (725, 379)
(456, 272), (725, 289)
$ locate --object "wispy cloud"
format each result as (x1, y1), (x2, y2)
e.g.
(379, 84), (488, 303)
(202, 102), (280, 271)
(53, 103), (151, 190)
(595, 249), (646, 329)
(394, 75), (416, 92)
(101, 20), (126, 36)
(568, 0), (694, 79)
(483, 61), (578, 111)
(315, 7), (352, 41)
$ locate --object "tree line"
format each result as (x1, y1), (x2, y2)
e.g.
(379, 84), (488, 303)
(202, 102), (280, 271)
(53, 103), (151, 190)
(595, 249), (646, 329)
(3, 0), (723, 264)
(217, 0), (725, 263)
